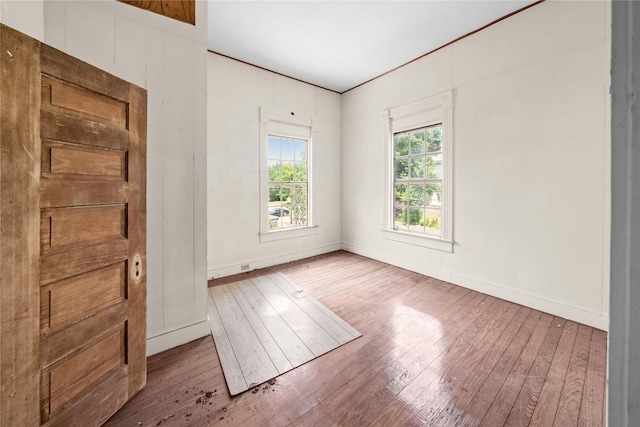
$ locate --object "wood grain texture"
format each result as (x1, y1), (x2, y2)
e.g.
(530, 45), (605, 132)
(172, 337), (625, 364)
(0, 23), (42, 427)
(117, 0), (196, 25)
(209, 273), (361, 395)
(104, 251), (608, 427)
(39, 42), (147, 426)
(40, 262), (126, 332)
(125, 83), (147, 398)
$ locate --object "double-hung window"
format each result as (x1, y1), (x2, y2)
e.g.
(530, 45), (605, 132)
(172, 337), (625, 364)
(383, 91), (454, 252)
(259, 108), (316, 242)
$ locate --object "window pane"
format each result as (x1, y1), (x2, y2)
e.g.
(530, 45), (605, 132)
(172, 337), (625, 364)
(407, 208), (424, 233)
(410, 130), (425, 155)
(394, 183), (407, 206)
(426, 154), (442, 179)
(294, 162), (307, 182)
(294, 140), (307, 162)
(408, 184), (424, 206)
(281, 161), (294, 182)
(394, 133), (409, 156)
(395, 158), (409, 180)
(281, 138), (295, 161)
(394, 206), (406, 230)
(268, 160), (281, 182)
(290, 185), (307, 226)
(424, 208), (442, 236)
(268, 184), (281, 203)
(268, 137), (281, 159)
(410, 156), (425, 179)
(427, 126), (442, 152)
(425, 182), (442, 207)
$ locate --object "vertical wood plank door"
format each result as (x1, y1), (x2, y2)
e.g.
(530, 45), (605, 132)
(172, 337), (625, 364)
(1, 24), (147, 427)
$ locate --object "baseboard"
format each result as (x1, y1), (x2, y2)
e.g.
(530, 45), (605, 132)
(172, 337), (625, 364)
(146, 319), (211, 356)
(341, 243), (609, 331)
(207, 243), (342, 280)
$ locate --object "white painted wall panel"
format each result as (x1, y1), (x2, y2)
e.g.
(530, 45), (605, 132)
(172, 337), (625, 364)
(207, 54), (342, 279)
(65, 1), (115, 74)
(115, 16), (146, 88)
(341, 0), (611, 330)
(162, 32), (196, 329)
(145, 25), (165, 338)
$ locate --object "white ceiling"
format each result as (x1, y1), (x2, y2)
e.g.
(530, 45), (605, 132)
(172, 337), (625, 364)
(207, 1), (539, 93)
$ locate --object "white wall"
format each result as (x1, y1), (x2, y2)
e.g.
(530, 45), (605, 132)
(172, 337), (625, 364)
(1, 0), (210, 355)
(207, 53), (342, 279)
(0, 0), (44, 41)
(341, 0), (611, 330)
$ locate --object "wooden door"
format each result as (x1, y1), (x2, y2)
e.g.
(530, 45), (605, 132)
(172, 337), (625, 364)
(1, 24), (147, 426)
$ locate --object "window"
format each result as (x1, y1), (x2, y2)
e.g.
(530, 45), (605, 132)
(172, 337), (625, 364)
(259, 108), (316, 242)
(393, 125), (443, 236)
(267, 135), (308, 229)
(382, 91), (453, 252)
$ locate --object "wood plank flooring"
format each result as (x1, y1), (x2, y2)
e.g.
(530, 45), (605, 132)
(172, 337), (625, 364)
(104, 251), (607, 426)
(209, 273), (360, 395)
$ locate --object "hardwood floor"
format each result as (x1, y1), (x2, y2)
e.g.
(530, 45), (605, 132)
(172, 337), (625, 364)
(104, 251), (607, 426)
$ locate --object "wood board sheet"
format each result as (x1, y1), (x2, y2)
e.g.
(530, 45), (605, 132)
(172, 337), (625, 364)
(208, 272), (361, 395)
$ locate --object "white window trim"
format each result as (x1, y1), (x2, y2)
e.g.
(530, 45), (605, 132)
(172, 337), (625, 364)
(382, 91), (454, 252)
(259, 107), (317, 243)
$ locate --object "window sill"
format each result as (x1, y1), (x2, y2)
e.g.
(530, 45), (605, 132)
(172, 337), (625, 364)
(260, 225), (319, 243)
(381, 229), (453, 252)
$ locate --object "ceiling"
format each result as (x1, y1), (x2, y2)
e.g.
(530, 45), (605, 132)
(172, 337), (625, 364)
(207, 1), (539, 93)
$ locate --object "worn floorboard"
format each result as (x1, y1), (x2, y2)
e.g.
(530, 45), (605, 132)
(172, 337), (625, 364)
(209, 273), (361, 395)
(105, 250), (607, 427)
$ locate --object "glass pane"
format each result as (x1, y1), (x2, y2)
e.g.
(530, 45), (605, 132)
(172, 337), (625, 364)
(410, 156), (425, 179)
(281, 161), (294, 182)
(394, 183), (407, 206)
(424, 208), (442, 236)
(426, 154), (442, 179)
(425, 182), (442, 207)
(280, 184), (292, 205)
(268, 160), (281, 182)
(268, 185), (282, 229)
(394, 133), (409, 156)
(427, 126), (443, 152)
(267, 136), (281, 159)
(408, 184), (424, 206)
(268, 184), (281, 203)
(407, 208), (424, 233)
(290, 185), (307, 226)
(294, 140), (307, 162)
(291, 184), (307, 204)
(294, 162), (307, 182)
(281, 138), (295, 161)
(394, 206), (406, 230)
(395, 158), (409, 180)
(410, 130), (425, 155)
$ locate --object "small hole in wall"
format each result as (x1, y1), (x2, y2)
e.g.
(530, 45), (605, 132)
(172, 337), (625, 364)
(290, 112), (295, 116)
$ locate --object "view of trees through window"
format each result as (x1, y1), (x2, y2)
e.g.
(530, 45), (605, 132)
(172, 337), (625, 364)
(267, 135), (308, 229)
(393, 124), (443, 236)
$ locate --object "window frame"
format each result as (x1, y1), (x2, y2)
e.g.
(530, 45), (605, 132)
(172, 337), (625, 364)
(382, 91), (454, 252)
(259, 107), (317, 242)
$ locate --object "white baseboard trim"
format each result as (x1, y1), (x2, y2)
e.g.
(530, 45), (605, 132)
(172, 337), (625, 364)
(146, 319), (211, 356)
(341, 243), (609, 332)
(207, 243), (342, 280)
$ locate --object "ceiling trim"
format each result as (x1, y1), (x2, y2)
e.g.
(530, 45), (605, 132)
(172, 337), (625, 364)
(207, 50), (341, 94)
(209, 0), (546, 95)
